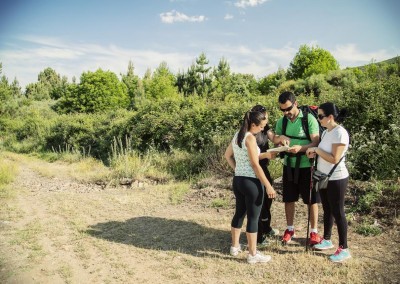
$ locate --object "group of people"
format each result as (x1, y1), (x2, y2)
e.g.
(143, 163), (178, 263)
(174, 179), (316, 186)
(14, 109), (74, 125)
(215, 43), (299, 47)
(224, 91), (351, 264)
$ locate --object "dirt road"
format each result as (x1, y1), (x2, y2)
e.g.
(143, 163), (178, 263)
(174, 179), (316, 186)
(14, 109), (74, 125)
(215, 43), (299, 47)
(0, 155), (399, 283)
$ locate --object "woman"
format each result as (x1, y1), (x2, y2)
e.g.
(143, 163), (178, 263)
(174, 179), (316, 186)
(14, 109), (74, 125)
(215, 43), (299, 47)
(225, 108), (276, 264)
(251, 105), (279, 247)
(306, 102), (351, 262)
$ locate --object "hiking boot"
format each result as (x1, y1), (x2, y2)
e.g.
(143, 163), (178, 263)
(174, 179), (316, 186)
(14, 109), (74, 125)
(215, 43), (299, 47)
(247, 251), (271, 264)
(309, 232), (323, 245)
(265, 228), (279, 238)
(230, 244), (242, 256)
(314, 239), (334, 250)
(281, 229), (295, 244)
(329, 246), (351, 262)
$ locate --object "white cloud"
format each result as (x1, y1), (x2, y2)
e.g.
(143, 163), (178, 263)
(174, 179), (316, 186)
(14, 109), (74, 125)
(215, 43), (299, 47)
(234, 0), (268, 8)
(0, 37), (194, 88)
(160, 10), (206, 24)
(224, 14), (234, 20)
(2, 35), (397, 90)
(332, 44), (394, 67)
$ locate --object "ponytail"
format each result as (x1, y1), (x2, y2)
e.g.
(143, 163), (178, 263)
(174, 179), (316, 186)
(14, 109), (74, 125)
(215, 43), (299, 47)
(236, 110), (266, 148)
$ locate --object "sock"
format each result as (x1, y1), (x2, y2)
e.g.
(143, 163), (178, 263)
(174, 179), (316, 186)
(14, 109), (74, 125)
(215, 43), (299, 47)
(287, 225), (294, 231)
(311, 228), (318, 233)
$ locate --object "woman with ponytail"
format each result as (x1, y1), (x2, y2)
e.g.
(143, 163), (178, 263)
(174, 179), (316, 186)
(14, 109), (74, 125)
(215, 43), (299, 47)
(225, 108), (276, 264)
(306, 102), (351, 262)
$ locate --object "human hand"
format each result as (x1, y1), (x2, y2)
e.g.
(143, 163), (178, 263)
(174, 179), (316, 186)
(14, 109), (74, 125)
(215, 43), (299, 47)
(279, 135), (290, 147)
(306, 147), (317, 158)
(287, 145), (302, 154)
(266, 187), (276, 199)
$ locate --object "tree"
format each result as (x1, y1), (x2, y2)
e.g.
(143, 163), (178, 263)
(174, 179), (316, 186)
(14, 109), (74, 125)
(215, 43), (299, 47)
(211, 57), (232, 98)
(195, 52), (212, 96)
(55, 69), (129, 113)
(121, 60), (140, 108)
(258, 67), (286, 95)
(25, 67), (68, 100)
(147, 62), (178, 100)
(287, 45), (339, 80)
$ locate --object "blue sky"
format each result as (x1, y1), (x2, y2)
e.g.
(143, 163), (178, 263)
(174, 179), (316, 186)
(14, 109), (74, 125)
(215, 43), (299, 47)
(0, 0), (399, 88)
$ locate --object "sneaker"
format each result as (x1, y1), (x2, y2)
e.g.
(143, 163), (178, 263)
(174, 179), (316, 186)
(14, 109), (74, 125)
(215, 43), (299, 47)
(329, 246), (351, 262)
(314, 239), (334, 250)
(230, 244), (242, 256)
(309, 232), (323, 245)
(247, 251), (272, 264)
(281, 229), (295, 243)
(265, 228), (279, 237)
(258, 237), (270, 248)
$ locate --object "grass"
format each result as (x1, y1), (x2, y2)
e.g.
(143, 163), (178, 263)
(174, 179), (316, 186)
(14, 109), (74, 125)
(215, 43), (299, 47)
(168, 182), (191, 205)
(0, 151), (399, 283)
(210, 198), (231, 209)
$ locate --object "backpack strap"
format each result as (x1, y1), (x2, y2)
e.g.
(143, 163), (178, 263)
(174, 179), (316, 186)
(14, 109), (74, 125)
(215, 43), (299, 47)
(282, 116), (288, 137)
(301, 109), (311, 141)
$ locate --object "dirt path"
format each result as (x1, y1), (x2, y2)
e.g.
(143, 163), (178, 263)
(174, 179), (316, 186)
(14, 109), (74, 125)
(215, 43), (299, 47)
(0, 156), (399, 283)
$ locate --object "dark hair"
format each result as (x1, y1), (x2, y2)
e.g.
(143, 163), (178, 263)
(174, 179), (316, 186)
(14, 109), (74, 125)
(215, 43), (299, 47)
(237, 111), (266, 148)
(278, 91), (296, 104)
(251, 104), (270, 145)
(319, 102), (348, 123)
(251, 104), (267, 113)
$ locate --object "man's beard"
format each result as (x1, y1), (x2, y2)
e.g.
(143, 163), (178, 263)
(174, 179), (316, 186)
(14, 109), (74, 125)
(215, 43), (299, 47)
(285, 113), (293, 120)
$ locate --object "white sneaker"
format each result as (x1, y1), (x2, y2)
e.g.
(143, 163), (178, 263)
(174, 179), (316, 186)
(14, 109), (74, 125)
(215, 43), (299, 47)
(230, 244), (242, 256)
(247, 251), (272, 264)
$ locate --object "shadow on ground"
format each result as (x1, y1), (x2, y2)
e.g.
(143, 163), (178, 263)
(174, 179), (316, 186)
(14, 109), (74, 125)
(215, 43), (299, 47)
(86, 216), (232, 258)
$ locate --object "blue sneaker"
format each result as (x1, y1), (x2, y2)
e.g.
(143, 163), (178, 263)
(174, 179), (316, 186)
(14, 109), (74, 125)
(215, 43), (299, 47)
(314, 239), (334, 250)
(329, 246), (351, 262)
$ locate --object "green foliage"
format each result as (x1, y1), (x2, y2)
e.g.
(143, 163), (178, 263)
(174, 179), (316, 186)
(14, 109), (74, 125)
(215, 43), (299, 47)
(258, 68), (286, 95)
(287, 45), (339, 80)
(355, 223), (382, 236)
(121, 60), (142, 109)
(55, 69), (129, 113)
(146, 62), (179, 100)
(25, 67), (68, 100)
(211, 198), (231, 209)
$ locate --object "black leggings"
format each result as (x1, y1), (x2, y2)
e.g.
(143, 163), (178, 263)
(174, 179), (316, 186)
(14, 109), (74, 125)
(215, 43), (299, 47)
(319, 177), (349, 248)
(257, 169), (273, 242)
(231, 176), (264, 233)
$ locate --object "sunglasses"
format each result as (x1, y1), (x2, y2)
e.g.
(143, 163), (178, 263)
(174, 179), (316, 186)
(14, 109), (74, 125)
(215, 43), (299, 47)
(280, 104), (294, 112)
(318, 114), (327, 120)
(251, 106), (267, 112)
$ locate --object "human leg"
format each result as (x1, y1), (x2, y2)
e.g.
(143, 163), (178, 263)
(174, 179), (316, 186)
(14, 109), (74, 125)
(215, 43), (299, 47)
(230, 177), (246, 253)
(313, 187), (335, 250)
(282, 166), (299, 243)
(319, 187), (333, 241)
(327, 178), (349, 249)
(299, 167), (322, 244)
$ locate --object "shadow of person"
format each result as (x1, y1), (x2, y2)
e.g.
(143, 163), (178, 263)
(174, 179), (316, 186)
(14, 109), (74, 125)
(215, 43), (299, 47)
(85, 216), (232, 258)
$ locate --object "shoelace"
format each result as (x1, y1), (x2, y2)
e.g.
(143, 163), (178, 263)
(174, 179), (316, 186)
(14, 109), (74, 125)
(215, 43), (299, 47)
(334, 246), (343, 255)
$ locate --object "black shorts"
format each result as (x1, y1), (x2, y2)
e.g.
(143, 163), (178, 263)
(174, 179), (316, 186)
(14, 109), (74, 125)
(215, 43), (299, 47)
(282, 166), (321, 204)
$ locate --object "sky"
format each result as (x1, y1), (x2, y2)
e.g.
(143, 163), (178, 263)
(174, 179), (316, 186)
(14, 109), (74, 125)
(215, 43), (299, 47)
(0, 0), (399, 89)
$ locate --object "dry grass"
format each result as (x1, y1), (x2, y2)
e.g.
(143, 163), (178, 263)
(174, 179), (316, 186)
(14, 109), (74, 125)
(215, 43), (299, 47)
(0, 152), (399, 283)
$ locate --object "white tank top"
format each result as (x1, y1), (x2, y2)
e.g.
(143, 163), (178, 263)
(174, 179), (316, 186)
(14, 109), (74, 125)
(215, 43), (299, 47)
(232, 131), (260, 178)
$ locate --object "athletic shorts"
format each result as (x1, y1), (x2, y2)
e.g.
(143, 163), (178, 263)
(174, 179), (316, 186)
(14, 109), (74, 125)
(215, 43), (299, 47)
(282, 166), (321, 204)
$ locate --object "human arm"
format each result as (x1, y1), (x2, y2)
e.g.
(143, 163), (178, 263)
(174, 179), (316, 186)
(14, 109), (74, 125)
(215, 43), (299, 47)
(259, 151), (277, 160)
(224, 143), (236, 170)
(308, 143), (346, 164)
(287, 133), (319, 154)
(246, 135), (276, 199)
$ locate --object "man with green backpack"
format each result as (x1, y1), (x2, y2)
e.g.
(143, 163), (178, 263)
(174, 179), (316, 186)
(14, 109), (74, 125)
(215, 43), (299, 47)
(273, 91), (323, 246)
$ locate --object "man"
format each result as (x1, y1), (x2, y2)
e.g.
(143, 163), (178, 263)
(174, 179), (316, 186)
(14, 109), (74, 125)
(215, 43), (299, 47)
(273, 91), (322, 245)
